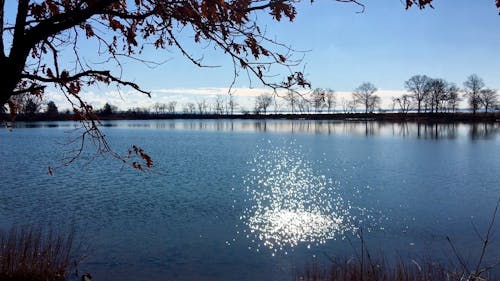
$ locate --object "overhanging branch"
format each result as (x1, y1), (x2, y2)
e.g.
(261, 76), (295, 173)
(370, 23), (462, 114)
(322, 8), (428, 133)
(21, 70), (151, 96)
(12, 84), (46, 95)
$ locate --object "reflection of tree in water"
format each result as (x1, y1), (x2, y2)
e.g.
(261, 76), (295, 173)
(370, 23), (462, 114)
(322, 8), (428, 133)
(470, 123), (500, 140)
(416, 123), (458, 140)
(412, 122), (500, 140)
(397, 122), (410, 137)
(125, 120), (500, 140)
(254, 121), (268, 132)
(364, 121), (377, 136)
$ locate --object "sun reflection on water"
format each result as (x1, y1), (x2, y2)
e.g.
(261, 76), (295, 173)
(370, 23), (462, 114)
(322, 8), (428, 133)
(236, 140), (371, 254)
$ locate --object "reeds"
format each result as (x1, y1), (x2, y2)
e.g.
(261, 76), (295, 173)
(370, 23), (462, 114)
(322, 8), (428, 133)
(296, 256), (473, 281)
(0, 225), (75, 281)
(296, 198), (500, 281)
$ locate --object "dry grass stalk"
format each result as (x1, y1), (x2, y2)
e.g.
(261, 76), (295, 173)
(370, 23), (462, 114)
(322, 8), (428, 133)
(296, 198), (499, 281)
(0, 225), (75, 281)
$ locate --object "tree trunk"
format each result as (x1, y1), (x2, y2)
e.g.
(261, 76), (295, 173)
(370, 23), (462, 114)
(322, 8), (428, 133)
(0, 59), (21, 106)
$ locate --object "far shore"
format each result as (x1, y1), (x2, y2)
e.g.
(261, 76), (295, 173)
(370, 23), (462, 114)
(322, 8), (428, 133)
(3, 112), (500, 123)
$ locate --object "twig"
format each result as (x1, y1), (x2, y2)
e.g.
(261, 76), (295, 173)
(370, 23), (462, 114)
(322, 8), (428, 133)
(474, 197), (500, 276)
(446, 236), (470, 276)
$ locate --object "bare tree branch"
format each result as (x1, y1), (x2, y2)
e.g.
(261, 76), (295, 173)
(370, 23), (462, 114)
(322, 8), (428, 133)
(474, 197), (500, 275)
(22, 70), (151, 96)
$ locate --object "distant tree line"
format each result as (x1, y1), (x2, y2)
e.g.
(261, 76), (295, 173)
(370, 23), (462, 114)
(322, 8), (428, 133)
(255, 74), (497, 115)
(402, 74), (497, 114)
(2, 74), (498, 120)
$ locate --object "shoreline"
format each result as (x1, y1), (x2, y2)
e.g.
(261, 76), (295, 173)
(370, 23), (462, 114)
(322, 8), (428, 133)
(3, 112), (500, 123)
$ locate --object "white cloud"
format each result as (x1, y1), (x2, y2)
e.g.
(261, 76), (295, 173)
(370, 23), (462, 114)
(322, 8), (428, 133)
(152, 87), (276, 97)
(44, 87), (409, 112)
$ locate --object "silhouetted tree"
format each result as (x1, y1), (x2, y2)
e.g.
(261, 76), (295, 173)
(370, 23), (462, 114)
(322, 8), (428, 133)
(311, 88), (326, 112)
(427, 78), (447, 113)
(353, 82), (379, 113)
(405, 75), (431, 113)
(214, 95), (225, 115)
(100, 103), (117, 116)
(196, 100), (208, 115)
(127, 107), (149, 114)
(297, 98), (310, 113)
(370, 96), (381, 112)
(480, 88), (498, 113)
(393, 94), (412, 114)
(325, 89), (336, 113)
(341, 96), (357, 113)
(255, 94), (273, 115)
(166, 101), (177, 114)
(390, 97), (397, 112)
(184, 102), (196, 114)
(340, 97), (349, 113)
(11, 94), (42, 118)
(161, 103), (169, 114)
(227, 94), (237, 115)
(463, 74), (485, 114)
(285, 90), (298, 114)
(445, 83), (461, 112)
(23, 96), (42, 117)
(45, 101), (58, 118)
(152, 103), (162, 115)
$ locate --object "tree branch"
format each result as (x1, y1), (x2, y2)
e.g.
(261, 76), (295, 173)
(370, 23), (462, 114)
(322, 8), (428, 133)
(44, 39), (60, 77)
(98, 9), (155, 20)
(10, 0), (30, 61)
(26, 0), (117, 48)
(12, 84), (46, 95)
(336, 0), (365, 13)
(0, 0), (5, 59)
(13, 0), (29, 48)
(22, 70), (151, 96)
(474, 197), (500, 276)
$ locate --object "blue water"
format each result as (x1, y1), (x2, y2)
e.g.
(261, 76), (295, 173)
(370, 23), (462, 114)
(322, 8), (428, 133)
(1, 120), (499, 280)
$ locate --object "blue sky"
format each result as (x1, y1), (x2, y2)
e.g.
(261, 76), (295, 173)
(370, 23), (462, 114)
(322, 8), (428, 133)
(6, 1), (500, 110)
(125, 0), (500, 91)
(117, 0), (500, 110)
(294, 1), (500, 90)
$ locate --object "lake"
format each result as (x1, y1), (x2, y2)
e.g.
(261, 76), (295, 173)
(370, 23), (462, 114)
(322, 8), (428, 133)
(1, 119), (499, 280)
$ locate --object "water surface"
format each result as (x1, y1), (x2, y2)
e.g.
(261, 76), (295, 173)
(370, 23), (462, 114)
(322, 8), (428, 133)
(1, 120), (499, 280)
